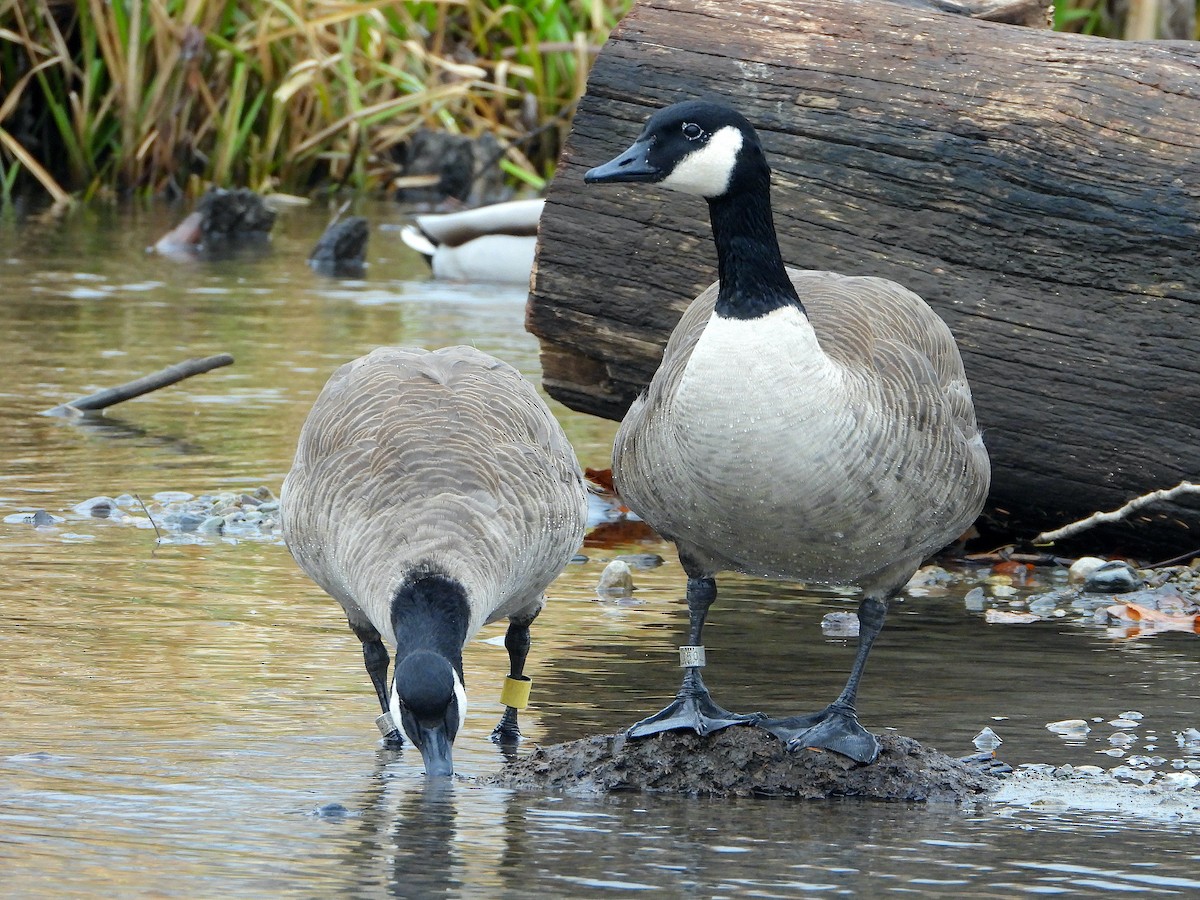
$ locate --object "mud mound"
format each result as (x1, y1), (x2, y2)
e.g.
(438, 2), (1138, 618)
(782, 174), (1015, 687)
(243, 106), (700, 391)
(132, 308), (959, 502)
(491, 727), (998, 801)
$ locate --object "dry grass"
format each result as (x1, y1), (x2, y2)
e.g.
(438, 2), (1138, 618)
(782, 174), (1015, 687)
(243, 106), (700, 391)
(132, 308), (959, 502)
(0, 0), (630, 202)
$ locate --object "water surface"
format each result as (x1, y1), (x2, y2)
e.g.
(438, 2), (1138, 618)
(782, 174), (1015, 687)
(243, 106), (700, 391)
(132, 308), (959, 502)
(1, 202), (1198, 896)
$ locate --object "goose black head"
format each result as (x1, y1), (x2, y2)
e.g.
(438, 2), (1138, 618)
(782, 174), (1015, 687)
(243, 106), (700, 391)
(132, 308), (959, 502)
(391, 649), (466, 778)
(584, 100), (767, 199)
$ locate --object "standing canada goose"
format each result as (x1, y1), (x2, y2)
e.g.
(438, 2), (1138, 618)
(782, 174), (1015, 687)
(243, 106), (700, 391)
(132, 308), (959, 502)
(585, 100), (990, 764)
(281, 346), (588, 776)
(400, 198), (544, 284)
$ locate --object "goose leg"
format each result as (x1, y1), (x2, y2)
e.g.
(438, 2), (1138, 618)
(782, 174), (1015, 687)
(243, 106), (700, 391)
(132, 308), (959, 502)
(762, 594), (887, 764)
(628, 571), (763, 739)
(350, 621), (405, 748)
(491, 611), (538, 744)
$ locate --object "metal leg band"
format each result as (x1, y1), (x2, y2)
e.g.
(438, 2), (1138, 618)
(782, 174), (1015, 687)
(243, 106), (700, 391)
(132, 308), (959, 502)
(500, 675), (532, 709)
(376, 711), (398, 736)
(679, 645), (707, 668)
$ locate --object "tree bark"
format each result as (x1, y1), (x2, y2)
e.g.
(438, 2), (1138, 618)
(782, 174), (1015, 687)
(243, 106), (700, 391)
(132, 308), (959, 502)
(527, 0), (1200, 556)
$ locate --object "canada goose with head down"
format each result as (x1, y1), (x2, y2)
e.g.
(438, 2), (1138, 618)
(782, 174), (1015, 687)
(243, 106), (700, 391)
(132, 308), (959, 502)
(585, 100), (990, 764)
(281, 345), (588, 776)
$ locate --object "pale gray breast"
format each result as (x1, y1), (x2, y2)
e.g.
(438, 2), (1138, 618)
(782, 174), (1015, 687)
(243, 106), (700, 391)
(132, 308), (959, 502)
(282, 346), (587, 642)
(613, 269), (990, 583)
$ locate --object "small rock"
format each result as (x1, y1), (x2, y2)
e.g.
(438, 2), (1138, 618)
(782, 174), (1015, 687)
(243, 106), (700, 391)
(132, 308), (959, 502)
(311, 802), (352, 820)
(906, 566), (952, 589)
(1068, 556), (1108, 583)
(963, 587), (986, 611)
(1084, 561), (1143, 593)
(153, 491), (195, 504)
(1176, 728), (1200, 750)
(73, 496), (120, 517)
(308, 216), (369, 277)
(1027, 593), (1062, 616)
(596, 560), (634, 598)
(972, 727), (1003, 751)
(198, 516), (225, 535)
(1158, 772), (1200, 790)
(821, 611), (860, 637)
(1047, 719), (1091, 738)
(5, 510), (62, 526)
(985, 609), (1039, 624)
(615, 553), (664, 570)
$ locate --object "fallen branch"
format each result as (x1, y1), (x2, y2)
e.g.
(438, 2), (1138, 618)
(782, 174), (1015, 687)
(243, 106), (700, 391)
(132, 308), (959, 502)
(1033, 482), (1200, 545)
(43, 354), (235, 417)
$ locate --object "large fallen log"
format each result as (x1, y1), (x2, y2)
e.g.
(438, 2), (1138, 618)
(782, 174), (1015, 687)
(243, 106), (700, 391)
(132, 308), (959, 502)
(527, 0), (1200, 556)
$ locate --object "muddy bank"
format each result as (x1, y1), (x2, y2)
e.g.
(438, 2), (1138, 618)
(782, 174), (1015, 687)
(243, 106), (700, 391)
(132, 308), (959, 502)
(490, 727), (998, 801)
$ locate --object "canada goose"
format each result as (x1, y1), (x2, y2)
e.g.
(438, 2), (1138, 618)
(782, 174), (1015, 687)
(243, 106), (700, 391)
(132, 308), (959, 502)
(584, 100), (990, 764)
(400, 198), (544, 284)
(281, 345), (588, 776)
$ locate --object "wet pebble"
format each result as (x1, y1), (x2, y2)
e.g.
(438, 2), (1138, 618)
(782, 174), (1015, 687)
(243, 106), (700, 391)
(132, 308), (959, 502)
(614, 553), (663, 569)
(198, 516), (225, 535)
(820, 611), (860, 637)
(153, 490), (195, 504)
(73, 496), (121, 517)
(1068, 556), (1108, 583)
(4, 509), (64, 526)
(1158, 772), (1200, 790)
(311, 802), (352, 820)
(1084, 560), (1143, 593)
(972, 726), (1003, 751)
(28, 486), (288, 543)
(1175, 728), (1200, 750)
(1047, 719), (1091, 738)
(1027, 593), (1064, 616)
(963, 587), (986, 611)
(596, 560), (634, 598)
(1111, 765), (1155, 784)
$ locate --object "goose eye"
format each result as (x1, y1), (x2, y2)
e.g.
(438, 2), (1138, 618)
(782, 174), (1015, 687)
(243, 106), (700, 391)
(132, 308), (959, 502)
(682, 122), (705, 141)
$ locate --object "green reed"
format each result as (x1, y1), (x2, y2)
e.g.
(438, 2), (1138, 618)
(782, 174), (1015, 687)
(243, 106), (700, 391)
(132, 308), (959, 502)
(0, 0), (630, 203)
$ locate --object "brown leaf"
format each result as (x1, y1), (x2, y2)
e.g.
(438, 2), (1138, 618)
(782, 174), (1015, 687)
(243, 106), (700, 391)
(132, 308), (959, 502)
(585, 467), (615, 494)
(1106, 602), (1200, 634)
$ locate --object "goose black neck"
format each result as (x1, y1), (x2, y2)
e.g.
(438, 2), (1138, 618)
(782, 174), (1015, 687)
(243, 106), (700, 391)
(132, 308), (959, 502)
(390, 570), (469, 676)
(707, 177), (803, 320)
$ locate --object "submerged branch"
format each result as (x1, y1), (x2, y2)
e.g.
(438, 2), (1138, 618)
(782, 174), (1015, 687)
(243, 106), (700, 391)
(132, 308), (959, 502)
(43, 354), (235, 417)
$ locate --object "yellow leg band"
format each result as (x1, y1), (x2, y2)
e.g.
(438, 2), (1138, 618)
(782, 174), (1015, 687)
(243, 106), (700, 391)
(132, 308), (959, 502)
(500, 675), (532, 709)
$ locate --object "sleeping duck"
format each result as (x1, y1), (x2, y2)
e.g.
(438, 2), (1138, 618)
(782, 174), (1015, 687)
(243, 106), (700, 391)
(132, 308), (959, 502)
(400, 198), (544, 284)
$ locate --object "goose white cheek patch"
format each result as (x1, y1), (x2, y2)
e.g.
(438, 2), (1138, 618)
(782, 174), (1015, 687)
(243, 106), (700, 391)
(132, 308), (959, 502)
(660, 126), (744, 197)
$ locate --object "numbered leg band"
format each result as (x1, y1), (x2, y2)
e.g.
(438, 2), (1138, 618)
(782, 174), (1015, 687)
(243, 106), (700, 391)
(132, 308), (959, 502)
(376, 711), (398, 736)
(500, 675), (532, 709)
(679, 646), (707, 668)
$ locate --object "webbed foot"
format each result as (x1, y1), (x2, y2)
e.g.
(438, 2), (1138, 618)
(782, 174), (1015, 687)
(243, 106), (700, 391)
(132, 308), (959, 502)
(628, 676), (764, 739)
(761, 703), (880, 764)
(490, 708), (521, 745)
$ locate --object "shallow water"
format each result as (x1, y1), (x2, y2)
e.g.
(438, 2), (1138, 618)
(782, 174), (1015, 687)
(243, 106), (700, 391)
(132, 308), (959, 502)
(1, 201), (1198, 897)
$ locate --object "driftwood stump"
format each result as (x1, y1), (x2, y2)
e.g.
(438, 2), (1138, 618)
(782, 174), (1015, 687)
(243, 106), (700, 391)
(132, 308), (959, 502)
(527, 0), (1200, 556)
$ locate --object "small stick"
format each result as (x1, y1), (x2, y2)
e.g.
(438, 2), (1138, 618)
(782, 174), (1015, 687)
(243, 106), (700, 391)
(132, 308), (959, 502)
(43, 354), (234, 417)
(134, 493), (163, 543)
(1033, 481), (1200, 545)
